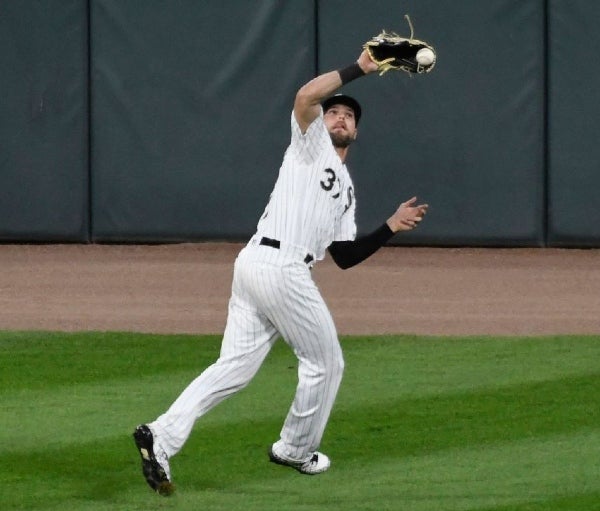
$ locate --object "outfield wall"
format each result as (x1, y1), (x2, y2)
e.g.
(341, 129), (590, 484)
(0, 0), (89, 241)
(0, 0), (598, 247)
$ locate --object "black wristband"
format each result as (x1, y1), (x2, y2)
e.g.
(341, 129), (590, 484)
(338, 63), (365, 85)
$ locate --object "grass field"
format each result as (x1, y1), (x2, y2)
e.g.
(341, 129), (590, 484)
(1, 331), (599, 511)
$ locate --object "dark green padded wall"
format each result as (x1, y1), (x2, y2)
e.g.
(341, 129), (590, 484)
(2, 1), (599, 247)
(0, 0), (89, 241)
(90, 0), (315, 241)
(547, 0), (600, 247)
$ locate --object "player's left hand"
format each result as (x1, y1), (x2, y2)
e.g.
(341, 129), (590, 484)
(386, 197), (428, 232)
(357, 49), (380, 74)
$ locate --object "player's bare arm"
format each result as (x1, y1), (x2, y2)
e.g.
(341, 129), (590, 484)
(386, 197), (429, 232)
(294, 50), (378, 133)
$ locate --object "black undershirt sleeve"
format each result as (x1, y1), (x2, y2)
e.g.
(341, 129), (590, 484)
(328, 223), (395, 270)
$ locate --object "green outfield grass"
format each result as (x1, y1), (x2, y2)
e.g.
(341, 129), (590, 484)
(1, 331), (599, 511)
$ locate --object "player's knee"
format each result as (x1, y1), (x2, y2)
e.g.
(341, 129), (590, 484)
(336, 351), (345, 372)
(299, 352), (343, 382)
(325, 349), (344, 377)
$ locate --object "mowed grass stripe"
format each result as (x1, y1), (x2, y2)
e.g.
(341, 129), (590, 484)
(0, 331), (222, 391)
(5, 431), (600, 511)
(330, 373), (599, 458)
(3, 332), (600, 394)
(1, 332), (599, 511)
(3, 333), (599, 409)
(3, 336), (597, 455)
(337, 335), (600, 403)
(6, 427), (598, 511)
(252, 430), (600, 511)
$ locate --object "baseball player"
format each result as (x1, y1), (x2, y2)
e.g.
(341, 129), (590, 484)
(133, 48), (428, 495)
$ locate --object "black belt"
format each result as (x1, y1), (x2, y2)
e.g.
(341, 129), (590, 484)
(259, 237), (314, 265)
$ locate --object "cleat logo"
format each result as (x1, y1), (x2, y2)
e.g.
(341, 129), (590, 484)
(140, 448), (151, 460)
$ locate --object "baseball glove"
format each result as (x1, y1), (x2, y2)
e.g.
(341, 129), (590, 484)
(364, 15), (436, 75)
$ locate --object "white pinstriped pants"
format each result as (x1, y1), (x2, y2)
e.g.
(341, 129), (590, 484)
(151, 241), (344, 461)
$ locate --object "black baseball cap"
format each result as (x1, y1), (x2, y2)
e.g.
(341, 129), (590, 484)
(322, 94), (362, 125)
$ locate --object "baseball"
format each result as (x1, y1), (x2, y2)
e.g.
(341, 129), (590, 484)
(416, 48), (435, 66)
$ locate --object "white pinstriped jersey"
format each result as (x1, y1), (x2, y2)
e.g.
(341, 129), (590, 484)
(256, 110), (357, 262)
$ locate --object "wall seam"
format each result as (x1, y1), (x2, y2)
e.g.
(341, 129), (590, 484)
(86, 0), (94, 242)
(543, 0), (550, 246)
(314, 0), (320, 75)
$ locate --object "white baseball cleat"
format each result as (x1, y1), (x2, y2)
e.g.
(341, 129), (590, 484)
(268, 442), (331, 475)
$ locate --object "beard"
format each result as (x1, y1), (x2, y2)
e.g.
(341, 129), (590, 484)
(329, 131), (355, 149)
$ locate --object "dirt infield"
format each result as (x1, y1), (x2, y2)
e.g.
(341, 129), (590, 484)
(0, 243), (598, 336)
